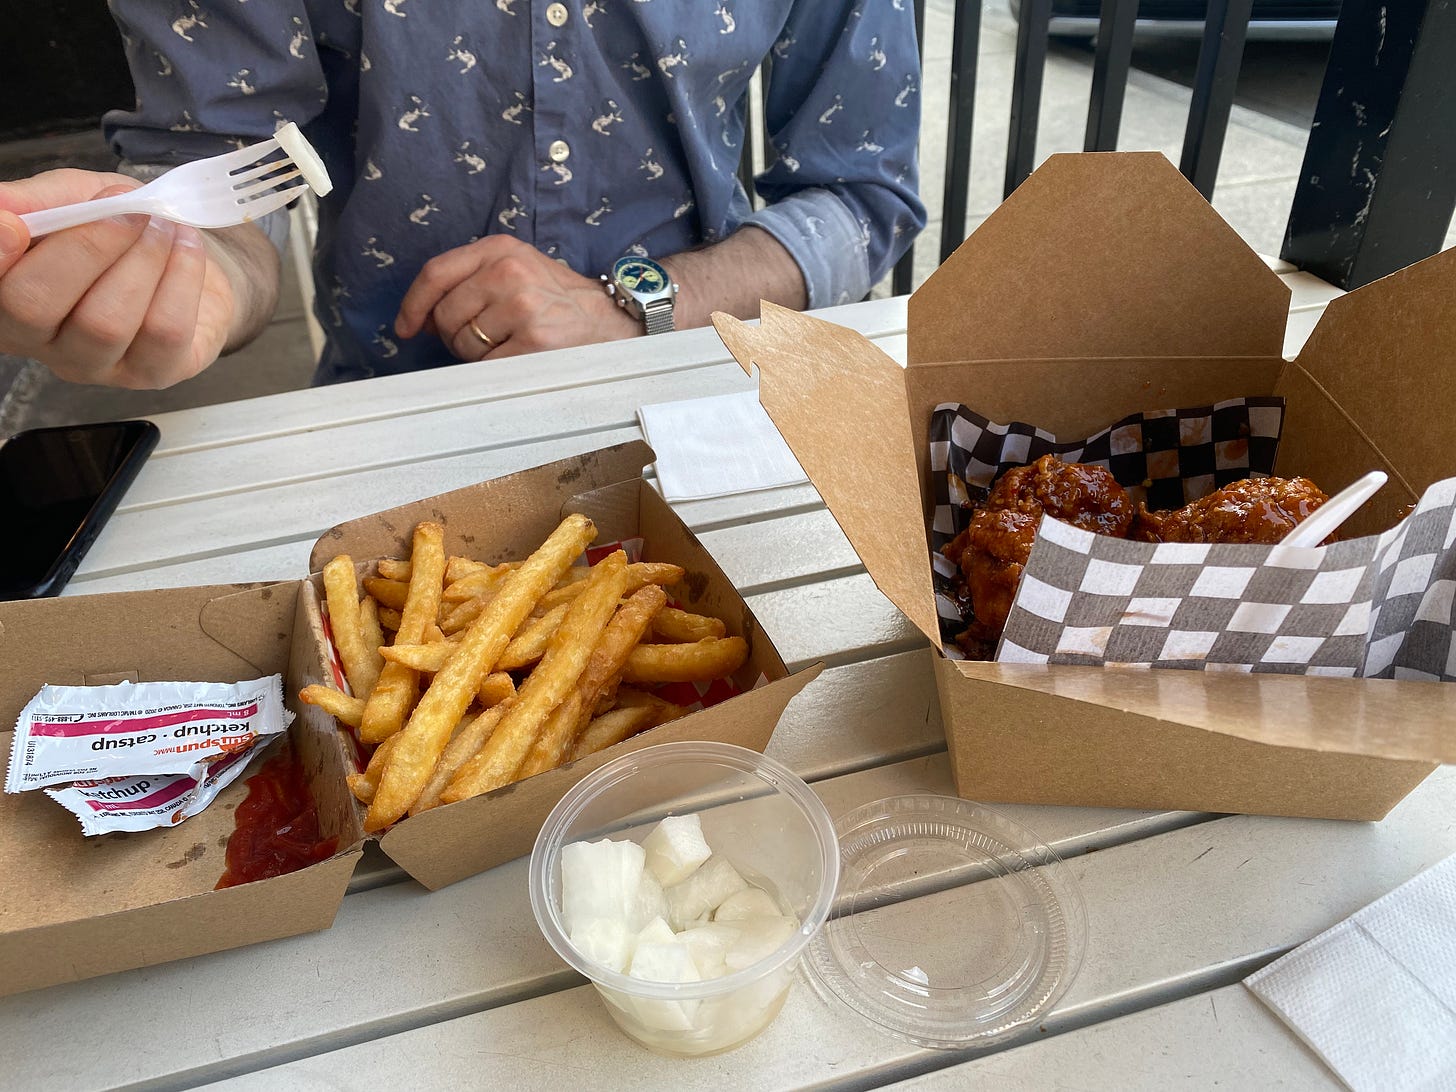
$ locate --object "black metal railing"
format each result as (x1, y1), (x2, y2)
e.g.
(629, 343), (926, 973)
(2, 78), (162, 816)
(744, 0), (1454, 297)
(1282, 0), (1456, 289)
(888, 0), (1277, 294)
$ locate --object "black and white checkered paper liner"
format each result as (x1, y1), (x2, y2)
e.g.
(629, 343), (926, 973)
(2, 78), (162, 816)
(995, 476), (1456, 680)
(929, 397), (1286, 654)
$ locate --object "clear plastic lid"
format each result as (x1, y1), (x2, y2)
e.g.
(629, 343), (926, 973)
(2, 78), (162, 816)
(804, 794), (1086, 1049)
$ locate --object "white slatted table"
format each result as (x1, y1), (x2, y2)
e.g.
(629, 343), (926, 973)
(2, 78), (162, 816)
(6, 279), (1445, 1092)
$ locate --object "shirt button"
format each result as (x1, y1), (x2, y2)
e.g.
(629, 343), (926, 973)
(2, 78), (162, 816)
(546, 2), (569, 26)
(548, 139), (571, 163)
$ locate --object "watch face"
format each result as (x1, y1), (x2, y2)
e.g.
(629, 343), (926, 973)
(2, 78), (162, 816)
(613, 257), (667, 296)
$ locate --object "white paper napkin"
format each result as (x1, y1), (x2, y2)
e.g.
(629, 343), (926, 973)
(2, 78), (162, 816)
(638, 390), (807, 502)
(1244, 852), (1456, 1091)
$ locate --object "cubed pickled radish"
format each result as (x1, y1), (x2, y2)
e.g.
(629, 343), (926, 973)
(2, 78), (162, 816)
(627, 924), (702, 1031)
(629, 936), (700, 985)
(713, 887), (781, 922)
(664, 854), (748, 930)
(642, 813), (713, 886)
(560, 837), (646, 937)
(569, 918), (634, 974)
(635, 916), (676, 947)
(628, 869), (670, 932)
(677, 923), (742, 978)
(722, 915), (798, 972)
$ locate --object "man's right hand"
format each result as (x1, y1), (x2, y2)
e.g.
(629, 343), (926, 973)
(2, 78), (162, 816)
(0, 169), (244, 389)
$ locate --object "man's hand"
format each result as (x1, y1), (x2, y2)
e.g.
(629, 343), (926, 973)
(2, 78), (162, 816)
(396, 228), (808, 363)
(394, 234), (638, 360)
(0, 169), (278, 390)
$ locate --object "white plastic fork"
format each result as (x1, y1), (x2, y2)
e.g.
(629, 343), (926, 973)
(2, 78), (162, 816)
(19, 122), (332, 238)
(1280, 470), (1389, 548)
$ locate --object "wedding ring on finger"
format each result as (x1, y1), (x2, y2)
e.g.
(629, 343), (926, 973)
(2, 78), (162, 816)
(468, 318), (495, 350)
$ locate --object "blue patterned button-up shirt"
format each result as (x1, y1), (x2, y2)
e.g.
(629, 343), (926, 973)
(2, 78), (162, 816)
(104, 0), (925, 384)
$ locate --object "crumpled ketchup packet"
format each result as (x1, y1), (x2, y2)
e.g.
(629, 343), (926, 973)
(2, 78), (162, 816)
(43, 745), (269, 836)
(6, 676), (292, 834)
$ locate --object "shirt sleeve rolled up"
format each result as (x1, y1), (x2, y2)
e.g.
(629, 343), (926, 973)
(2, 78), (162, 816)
(744, 0), (928, 308)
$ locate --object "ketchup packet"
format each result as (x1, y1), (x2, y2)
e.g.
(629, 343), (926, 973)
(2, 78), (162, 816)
(43, 743), (270, 836)
(6, 676), (292, 795)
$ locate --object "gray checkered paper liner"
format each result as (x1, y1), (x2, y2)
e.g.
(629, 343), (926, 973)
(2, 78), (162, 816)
(995, 476), (1456, 680)
(929, 397), (1286, 654)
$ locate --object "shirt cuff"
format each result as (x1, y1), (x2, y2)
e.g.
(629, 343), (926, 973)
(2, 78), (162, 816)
(742, 189), (869, 310)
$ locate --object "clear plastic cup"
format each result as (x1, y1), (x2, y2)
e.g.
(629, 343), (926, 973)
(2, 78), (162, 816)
(529, 742), (839, 1057)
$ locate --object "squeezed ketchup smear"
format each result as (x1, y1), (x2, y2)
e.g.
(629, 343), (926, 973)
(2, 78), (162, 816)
(215, 747), (338, 889)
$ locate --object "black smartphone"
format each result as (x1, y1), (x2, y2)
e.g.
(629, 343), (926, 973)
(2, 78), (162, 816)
(0, 420), (160, 599)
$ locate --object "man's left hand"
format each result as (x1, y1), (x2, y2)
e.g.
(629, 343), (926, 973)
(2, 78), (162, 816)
(394, 234), (639, 360)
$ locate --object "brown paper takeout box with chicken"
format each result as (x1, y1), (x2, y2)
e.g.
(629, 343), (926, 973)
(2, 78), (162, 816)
(715, 151), (1455, 822)
(0, 440), (816, 997)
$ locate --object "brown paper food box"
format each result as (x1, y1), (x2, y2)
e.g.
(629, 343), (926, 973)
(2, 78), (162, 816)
(0, 440), (816, 997)
(715, 151), (1455, 823)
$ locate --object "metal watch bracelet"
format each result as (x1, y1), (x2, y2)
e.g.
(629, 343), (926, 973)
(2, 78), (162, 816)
(642, 298), (675, 336)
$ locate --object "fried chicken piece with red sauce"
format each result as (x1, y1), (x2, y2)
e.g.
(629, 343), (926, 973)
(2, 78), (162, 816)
(1133, 475), (1329, 544)
(985, 453), (1137, 539)
(943, 455), (1135, 652)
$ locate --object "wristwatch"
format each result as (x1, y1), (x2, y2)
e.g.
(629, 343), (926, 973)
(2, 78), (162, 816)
(602, 256), (679, 336)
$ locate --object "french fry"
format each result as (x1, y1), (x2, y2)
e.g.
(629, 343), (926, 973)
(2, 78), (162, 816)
(360, 595), (386, 655)
(517, 584), (667, 779)
(423, 623), (447, 644)
(442, 551), (629, 804)
(347, 731), (402, 804)
(379, 607), (403, 631)
(355, 711), (484, 807)
(365, 512), (597, 831)
(445, 556), (492, 583)
(592, 681), (622, 717)
(440, 593), (490, 635)
(568, 705), (659, 761)
(498, 602), (571, 670)
(651, 606), (727, 643)
(376, 558), (412, 581)
(553, 567), (591, 589)
(441, 561), (610, 633)
(442, 564), (513, 603)
(360, 522), (447, 744)
(379, 642), (451, 673)
(323, 556), (382, 698)
(409, 701), (512, 816)
(299, 684), (364, 729)
(621, 637), (748, 684)
(380, 642), (514, 684)
(536, 562), (684, 612)
(518, 694), (590, 777)
(612, 686), (688, 716)
(362, 576), (410, 611)
(380, 556), (490, 584)
(478, 671), (516, 707)
(568, 688), (687, 762)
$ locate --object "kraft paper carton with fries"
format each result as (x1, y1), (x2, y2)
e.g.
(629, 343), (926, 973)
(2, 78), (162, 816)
(305, 440), (816, 890)
(0, 441), (815, 996)
(715, 151), (1455, 821)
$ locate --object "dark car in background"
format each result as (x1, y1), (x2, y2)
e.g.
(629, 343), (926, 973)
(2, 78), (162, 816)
(1011, 0), (1342, 39)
